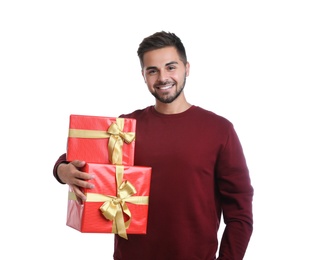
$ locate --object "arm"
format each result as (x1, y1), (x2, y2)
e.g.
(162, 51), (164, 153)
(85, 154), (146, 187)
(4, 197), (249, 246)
(216, 126), (253, 260)
(53, 153), (95, 203)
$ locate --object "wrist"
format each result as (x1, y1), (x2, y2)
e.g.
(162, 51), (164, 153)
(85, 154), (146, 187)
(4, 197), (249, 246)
(55, 161), (69, 184)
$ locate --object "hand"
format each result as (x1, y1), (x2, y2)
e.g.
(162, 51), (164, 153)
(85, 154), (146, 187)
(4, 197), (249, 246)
(57, 160), (95, 203)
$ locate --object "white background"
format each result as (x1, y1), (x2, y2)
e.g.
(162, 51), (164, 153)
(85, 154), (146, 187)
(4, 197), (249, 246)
(1, 1), (311, 259)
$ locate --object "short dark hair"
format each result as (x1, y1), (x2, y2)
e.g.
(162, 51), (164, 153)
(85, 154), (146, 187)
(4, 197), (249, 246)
(137, 31), (187, 68)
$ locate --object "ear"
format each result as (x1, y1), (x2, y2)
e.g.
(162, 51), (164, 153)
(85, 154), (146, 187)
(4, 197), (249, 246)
(185, 62), (190, 77)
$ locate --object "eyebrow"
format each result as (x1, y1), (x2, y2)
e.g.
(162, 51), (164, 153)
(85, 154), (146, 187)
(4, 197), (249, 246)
(145, 61), (179, 71)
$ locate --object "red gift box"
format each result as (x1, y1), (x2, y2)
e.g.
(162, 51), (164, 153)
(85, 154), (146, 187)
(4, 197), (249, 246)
(66, 163), (152, 239)
(67, 115), (136, 165)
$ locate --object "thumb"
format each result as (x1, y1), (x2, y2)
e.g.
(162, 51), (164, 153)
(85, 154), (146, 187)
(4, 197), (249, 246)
(71, 160), (86, 168)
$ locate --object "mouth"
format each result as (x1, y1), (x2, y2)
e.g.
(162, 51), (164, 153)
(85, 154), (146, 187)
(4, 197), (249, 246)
(155, 83), (175, 90)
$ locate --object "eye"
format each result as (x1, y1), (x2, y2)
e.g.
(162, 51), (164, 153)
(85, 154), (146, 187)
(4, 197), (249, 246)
(167, 65), (176, 71)
(147, 69), (157, 75)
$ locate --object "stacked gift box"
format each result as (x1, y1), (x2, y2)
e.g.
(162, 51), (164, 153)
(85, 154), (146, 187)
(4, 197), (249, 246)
(65, 114), (152, 239)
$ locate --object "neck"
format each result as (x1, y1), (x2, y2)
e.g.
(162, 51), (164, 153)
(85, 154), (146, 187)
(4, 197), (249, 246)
(154, 99), (192, 115)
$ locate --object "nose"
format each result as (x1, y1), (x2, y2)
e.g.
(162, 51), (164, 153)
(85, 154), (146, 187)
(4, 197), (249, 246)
(158, 69), (169, 83)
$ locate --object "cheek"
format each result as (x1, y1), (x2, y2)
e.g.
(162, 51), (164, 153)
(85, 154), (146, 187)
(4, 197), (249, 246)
(145, 78), (156, 91)
(173, 72), (184, 83)
(145, 76), (156, 86)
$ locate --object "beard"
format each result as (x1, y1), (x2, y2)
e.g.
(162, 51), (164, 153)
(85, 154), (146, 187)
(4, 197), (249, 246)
(151, 75), (187, 104)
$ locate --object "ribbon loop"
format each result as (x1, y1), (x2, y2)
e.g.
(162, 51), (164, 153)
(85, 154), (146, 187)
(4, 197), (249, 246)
(107, 122), (136, 144)
(100, 201), (118, 221)
(107, 120), (135, 164)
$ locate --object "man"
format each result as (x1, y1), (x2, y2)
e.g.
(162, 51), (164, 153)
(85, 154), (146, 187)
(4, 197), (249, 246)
(53, 31), (253, 259)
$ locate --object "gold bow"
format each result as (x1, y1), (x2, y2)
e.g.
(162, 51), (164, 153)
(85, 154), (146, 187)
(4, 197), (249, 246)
(99, 180), (135, 239)
(106, 119), (135, 164)
(68, 117), (135, 164)
(82, 165), (149, 239)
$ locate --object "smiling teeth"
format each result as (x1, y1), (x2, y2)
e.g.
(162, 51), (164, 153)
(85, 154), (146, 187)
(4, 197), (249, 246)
(159, 85), (172, 90)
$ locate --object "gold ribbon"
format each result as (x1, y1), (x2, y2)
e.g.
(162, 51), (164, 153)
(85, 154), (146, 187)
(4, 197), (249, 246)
(68, 165), (149, 239)
(68, 118), (135, 164)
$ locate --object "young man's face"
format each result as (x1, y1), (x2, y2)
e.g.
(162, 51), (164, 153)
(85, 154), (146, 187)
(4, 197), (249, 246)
(141, 46), (190, 104)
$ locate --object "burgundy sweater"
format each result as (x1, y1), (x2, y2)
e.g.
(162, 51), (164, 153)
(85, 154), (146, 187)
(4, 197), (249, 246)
(53, 106), (253, 260)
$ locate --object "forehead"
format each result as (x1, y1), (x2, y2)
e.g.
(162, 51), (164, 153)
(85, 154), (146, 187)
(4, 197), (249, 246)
(142, 46), (181, 68)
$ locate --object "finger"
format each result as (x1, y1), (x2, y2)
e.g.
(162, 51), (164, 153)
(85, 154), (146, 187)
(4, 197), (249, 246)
(74, 178), (95, 189)
(72, 185), (87, 203)
(74, 171), (95, 181)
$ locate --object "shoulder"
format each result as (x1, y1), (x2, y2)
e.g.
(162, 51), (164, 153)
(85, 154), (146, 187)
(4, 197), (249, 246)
(119, 106), (153, 119)
(191, 106), (233, 127)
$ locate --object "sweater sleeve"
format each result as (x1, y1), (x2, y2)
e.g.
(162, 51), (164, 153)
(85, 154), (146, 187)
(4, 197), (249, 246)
(216, 125), (253, 259)
(53, 153), (68, 184)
